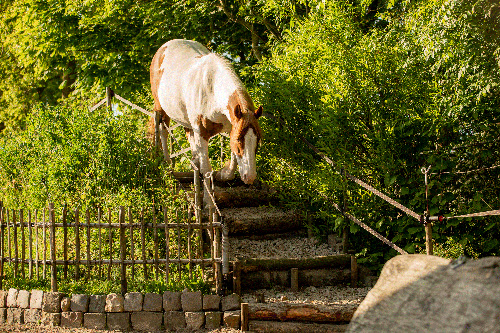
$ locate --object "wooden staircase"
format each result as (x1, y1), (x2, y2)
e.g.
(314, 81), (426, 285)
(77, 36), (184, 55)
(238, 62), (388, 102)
(172, 173), (373, 332)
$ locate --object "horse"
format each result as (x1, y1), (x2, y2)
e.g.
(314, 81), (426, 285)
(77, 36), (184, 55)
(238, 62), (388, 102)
(150, 39), (263, 186)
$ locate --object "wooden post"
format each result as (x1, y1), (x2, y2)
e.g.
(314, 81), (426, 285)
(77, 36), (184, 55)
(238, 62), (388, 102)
(291, 268), (299, 292)
(49, 203), (58, 292)
(74, 208), (80, 280)
(6, 210), (11, 274)
(43, 209), (47, 279)
(20, 209), (25, 278)
(241, 302), (249, 332)
(342, 227), (349, 254)
(98, 208), (103, 278)
(425, 223), (433, 255)
(350, 255), (358, 288)
(107, 209), (112, 280)
(62, 205), (68, 279)
(140, 208), (147, 279)
(0, 207), (4, 289)
(119, 206), (127, 295)
(214, 212), (222, 295)
(106, 87), (113, 112)
(28, 210), (33, 279)
(153, 207), (159, 280)
(34, 210), (39, 278)
(233, 260), (241, 296)
(86, 209), (91, 280)
(13, 209), (18, 279)
(129, 207), (135, 280)
(164, 206), (169, 285)
(176, 209), (181, 282)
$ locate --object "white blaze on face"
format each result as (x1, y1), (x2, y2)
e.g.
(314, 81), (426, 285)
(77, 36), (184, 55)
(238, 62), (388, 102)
(236, 128), (258, 184)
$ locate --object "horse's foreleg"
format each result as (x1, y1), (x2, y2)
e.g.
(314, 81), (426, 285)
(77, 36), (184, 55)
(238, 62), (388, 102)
(216, 152), (237, 181)
(159, 121), (171, 164)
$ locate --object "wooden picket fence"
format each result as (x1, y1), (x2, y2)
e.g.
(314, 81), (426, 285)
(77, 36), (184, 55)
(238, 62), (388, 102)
(0, 200), (223, 294)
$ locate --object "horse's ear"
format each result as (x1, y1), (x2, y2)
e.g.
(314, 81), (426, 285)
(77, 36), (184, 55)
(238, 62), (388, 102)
(255, 106), (263, 119)
(234, 104), (243, 119)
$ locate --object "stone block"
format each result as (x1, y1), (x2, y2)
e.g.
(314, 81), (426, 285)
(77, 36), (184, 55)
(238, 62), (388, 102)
(0, 290), (7, 307)
(124, 292), (143, 312)
(163, 291), (182, 311)
(164, 311), (186, 331)
(107, 312), (130, 331)
(222, 293), (241, 311)
(7, 288), (18, 307)
(42, 292), (64, 313)
(89, 294), (106, 313)
(205, 311), (223, 330)
(0, 308), (6, 323)
(203, 294), (221, 311)
(60, 297), (71, 312)
(185, 311), (205, 331)
(143, 293), (162, 312)
(16, 290), (30, 309)
(84, 312), (106, 330)
(30, 290), (43, 309)
(24, 308), (41, 323)
(224, 310), (241, 329)
(181, 290), (202, 312)
(61, 311), (83, 328)
(71, 294), (89, 312)
(7, 308), (23, 324)
(131, 311), (163, 331)
(105, 293), (124, 312)
(41, 312), (61, 326)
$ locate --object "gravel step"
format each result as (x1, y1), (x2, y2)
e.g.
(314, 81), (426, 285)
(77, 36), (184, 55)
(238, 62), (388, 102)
(221, 206), (305, 236)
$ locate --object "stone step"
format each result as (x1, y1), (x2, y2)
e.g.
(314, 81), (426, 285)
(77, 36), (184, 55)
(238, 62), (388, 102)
(213, 185), (278, 208)
(221, 206), (305, 236)
(249, 320), (349, 332)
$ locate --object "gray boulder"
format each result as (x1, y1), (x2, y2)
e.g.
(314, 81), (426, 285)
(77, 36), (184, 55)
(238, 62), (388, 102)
(348, 254), (500, 332)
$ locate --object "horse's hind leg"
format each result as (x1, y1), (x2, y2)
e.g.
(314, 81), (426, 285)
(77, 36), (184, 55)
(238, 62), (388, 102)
(159, 114), (171, 164)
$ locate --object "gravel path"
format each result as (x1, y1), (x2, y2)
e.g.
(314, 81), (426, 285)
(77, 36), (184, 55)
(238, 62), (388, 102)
(229, 237), (340, 259)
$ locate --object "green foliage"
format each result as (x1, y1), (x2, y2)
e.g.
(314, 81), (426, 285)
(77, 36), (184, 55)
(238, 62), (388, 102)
(0, 102), (172, 209)
(254, 0), (500, 270)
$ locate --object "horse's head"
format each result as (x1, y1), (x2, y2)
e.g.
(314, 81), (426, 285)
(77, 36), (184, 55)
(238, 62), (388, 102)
(229, 103), (263, 185)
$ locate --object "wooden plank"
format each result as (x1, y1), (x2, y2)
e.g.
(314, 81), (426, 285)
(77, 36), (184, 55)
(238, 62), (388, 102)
(74, 208), (80, 280)
(107, 209), (112, 280)
(20, 209), (25, 278)
(0, 207), (4, 289)
(86, 209), (91, 280)
(13, 210), (18, 279)
(153, 207), (159, 280)
(35, 210), (39, 278)
(49, 204), (58, 292)
(351, 255), (358, 288)
(62, 205), (68, 279)
(239, 255), (352, 273)
(241, 303), (249, 331)
(43, 209), (47, 279)
(119, 207), (127, 295)
(129, 207), (135, 280)
(140, 208), (147, 278)
(98, 208), (103, 278)
(164, 206), (169, 285)
(28, 210), (33, 279)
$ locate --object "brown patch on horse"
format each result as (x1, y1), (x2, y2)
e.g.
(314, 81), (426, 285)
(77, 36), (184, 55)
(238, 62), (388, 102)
(197, 115), (224, 141)
(227, 90), (263, 156)
(150, 43), (168, 113)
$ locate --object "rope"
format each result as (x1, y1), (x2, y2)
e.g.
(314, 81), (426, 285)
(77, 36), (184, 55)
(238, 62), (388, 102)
(448, 210), (500, 219)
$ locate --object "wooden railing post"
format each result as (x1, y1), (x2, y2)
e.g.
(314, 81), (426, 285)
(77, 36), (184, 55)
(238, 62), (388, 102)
(0, 206), (4, 289)
(74, 208), (80, 280)
(49, 203), (58, 292)
(62, 204), (68, 279)
(119, 206), (127, 295)
(13, 209), (18, 279)
(106, 87), (114, 112)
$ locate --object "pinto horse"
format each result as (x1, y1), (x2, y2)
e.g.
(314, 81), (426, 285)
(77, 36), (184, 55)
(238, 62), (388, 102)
(150, 39), (262, 185)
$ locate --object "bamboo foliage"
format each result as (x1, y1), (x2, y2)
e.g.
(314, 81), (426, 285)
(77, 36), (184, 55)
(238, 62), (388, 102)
(0, 202), (222, 292)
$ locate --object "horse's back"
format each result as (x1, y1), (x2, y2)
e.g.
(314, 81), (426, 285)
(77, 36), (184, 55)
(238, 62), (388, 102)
(151, 40), (211, 126)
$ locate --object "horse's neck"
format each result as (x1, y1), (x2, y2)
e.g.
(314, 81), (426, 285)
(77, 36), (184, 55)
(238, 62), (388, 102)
(209, 56), (246, 118)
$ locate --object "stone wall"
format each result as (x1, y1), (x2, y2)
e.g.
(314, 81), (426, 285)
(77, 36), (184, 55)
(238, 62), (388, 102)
(0, 288), (243, 331)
